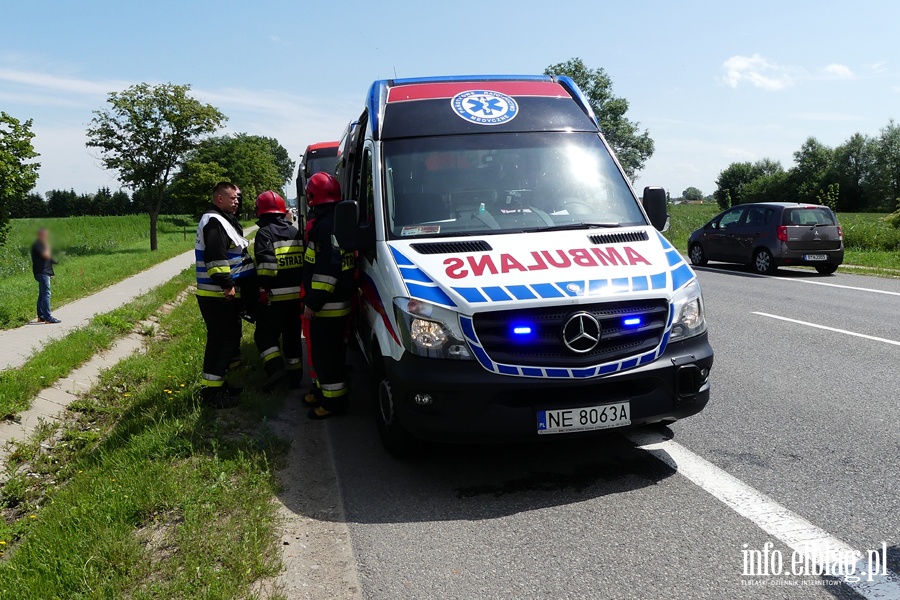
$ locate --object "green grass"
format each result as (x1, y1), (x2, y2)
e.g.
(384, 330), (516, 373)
(0, 269), (195, 420)
(665, 204), (900, 271)
(0, 215), (197, 330)
(664, 204), (719, 253)
(0, 287), (287, 599)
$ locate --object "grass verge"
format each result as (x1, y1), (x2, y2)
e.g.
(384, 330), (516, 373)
(0, 269), (194, 419)
(0, 285), (288, 599)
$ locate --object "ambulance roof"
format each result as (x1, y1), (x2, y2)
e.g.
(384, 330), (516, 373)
(365, 75), (600, 141)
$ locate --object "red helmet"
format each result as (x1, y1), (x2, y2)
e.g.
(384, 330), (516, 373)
(306, 172), (341, 207)
(256, 190), (286, 217)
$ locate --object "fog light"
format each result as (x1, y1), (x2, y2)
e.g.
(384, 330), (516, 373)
(701, 368), (709, 378)
(413, 393), (433, 406)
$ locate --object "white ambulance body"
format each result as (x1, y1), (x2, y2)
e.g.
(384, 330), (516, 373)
(332, 75), (713, 453)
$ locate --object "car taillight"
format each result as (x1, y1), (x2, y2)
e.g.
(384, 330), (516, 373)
(837, 225), (843, 240)
(776, 225), (788, 242)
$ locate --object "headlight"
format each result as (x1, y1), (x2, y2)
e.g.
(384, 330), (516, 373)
(669, 279), (707, 341)
(393, 298), (473, 360)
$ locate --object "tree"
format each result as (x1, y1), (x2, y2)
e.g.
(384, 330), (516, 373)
(742, 169), (789, 204)
(787, 137), (834, 204)
(682, 186), (703, 201)
(0, 112), (40, 245)
(47, 189), (78, 217)
(86, 83), (226, 250)
(170, 134), (295, 218)
(10, 192), (48, 218)
(714, 159), (784, 208)
(873, 120), (900, 211)
(831, 133), (874, 211)
(544, 58), (654, 180)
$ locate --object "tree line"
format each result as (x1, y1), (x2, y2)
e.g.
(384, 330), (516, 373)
(713, 120), (900, 213)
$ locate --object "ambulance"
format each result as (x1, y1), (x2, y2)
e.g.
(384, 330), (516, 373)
(332, 75), (713, 453)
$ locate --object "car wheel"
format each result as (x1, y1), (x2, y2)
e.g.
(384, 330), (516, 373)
(815, 264), (839, 275)
(689, 243), (708, 266)
(753, 248), (777, 275)
(376, 376), (420, 457)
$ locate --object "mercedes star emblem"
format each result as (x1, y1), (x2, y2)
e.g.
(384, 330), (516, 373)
(562, 312), (601, 354)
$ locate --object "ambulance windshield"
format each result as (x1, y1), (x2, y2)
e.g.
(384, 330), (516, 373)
(382, 132), (646, 239)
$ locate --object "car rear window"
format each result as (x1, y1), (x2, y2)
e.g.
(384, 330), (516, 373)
(782, 207), (836, 226)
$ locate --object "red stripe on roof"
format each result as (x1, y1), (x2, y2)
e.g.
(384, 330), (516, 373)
(387, 81), (568, 103)
(307, 141), (339, 151)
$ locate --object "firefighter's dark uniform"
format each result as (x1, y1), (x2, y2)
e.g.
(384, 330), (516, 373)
(195, 206), (255, 397)
(253, 213), (304, 387)
(302, 203), (355, 414)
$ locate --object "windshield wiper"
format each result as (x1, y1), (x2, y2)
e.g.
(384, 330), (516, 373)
(528, 221), (621, 232)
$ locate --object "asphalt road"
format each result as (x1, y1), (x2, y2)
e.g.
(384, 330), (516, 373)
(314, 264), (900, 600)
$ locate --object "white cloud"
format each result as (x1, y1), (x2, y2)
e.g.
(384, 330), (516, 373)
(723, 147), (756, 160)
(865, 61), (889, 75)
(0, 68), (129, 96)
(721, 54), (797, 91)
(822, 63), (853, 79)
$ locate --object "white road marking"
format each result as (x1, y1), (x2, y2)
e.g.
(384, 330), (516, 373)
(753, 312), (900, 347)
(627, 430), (900, 598)
(695, 264), (900, 296)
(772, 276), (900, 297)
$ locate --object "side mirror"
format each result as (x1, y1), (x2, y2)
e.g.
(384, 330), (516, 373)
(333, 200), (360, 250)
(642, 186), (669, 232)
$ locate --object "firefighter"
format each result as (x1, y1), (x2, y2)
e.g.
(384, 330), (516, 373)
(195, 182), (256, 407)
(302, 172), (355, 419)
(253, 190), (304, 390)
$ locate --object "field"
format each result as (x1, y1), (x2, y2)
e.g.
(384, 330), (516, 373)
(664, 204), (900, 271)
(0, 215), (196, 329)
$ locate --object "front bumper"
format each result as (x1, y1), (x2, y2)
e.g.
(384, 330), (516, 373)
(384, 333), (713, 442)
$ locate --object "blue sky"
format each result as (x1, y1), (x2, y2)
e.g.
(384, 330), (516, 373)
(2, 0), (898, 199)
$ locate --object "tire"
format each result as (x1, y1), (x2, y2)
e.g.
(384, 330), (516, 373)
(375, 375), (420, 457)
(689, 243), (708, 266)
(815, 264), (839, 275)
(752, 248), (777, 275)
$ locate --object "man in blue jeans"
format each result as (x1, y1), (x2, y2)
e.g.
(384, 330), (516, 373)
(31, 228), (60, 324)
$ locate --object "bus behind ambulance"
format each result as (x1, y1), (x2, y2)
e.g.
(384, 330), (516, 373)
(332, 75), (713, 454)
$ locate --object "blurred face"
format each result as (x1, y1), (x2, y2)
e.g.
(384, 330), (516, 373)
(37, 229), (49, 243)
(214, 188), (240, 214)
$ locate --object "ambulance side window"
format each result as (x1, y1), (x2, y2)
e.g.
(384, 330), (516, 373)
(358, 149), (375, 225)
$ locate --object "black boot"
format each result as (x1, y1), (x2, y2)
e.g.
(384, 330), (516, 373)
(200, 386), (240, 409)
(262, 359), (287, 392)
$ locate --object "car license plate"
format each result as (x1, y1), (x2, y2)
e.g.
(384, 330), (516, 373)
(537, 402), (631, 435)
(804, 254), (827, 261)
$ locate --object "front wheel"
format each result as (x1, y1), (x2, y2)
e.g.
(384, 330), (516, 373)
(689, 243), (708, 266)
(815, 264), (839, 275)
(753, 248), (777, 275)
(376, 377), (420, 457)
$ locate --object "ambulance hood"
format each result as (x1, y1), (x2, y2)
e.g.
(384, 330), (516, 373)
(386, 227), (696, 313)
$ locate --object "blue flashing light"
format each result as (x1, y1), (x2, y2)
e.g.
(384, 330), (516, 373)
(513, 326), (533, 335)
(623, 317), (642, 327)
